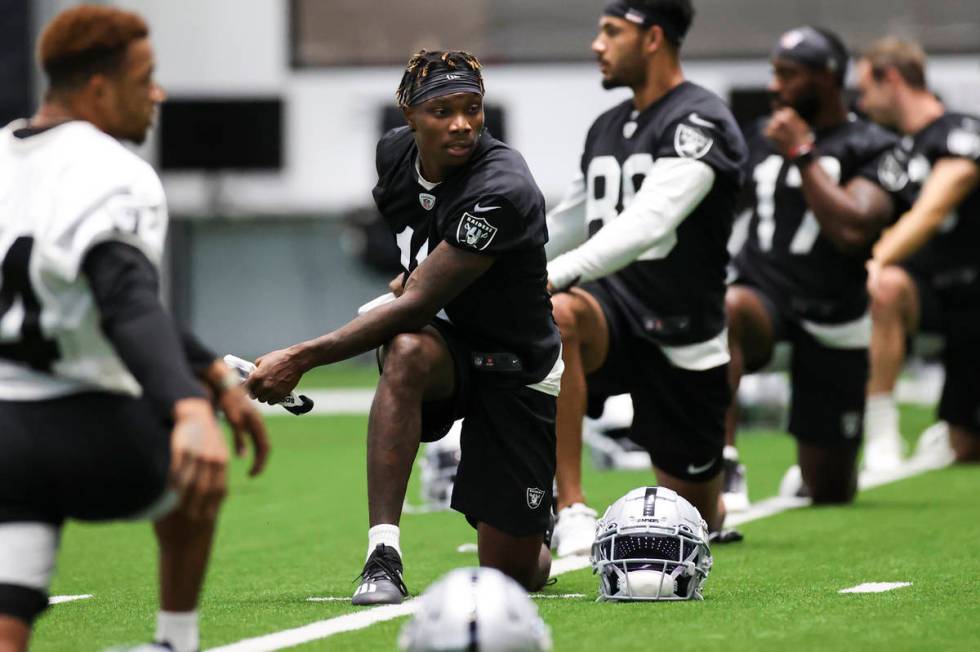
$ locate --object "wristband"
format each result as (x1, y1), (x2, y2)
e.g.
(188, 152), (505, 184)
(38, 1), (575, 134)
(788, 141), (816, 167)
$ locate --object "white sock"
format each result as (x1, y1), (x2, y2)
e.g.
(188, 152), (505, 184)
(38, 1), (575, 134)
(155, 610), (199, 652)
(367, 524), (401, 561)
(865, 393), (900, 440)
(723, 445), (740, 462)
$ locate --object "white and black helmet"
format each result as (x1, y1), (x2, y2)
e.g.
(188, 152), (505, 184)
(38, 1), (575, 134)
(399, 567), (552, 652)
(590, 486), (712, 601)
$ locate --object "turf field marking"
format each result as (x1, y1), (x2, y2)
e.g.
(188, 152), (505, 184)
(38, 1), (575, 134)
(456, 543), (478, 553)
(839, 582), (912, 594)
(49, 594), (93, 605)
(207, 601), (419, 652)
(530, 593), (587, 599)
(207, 451), (949, 651)
(257, 375), (935, 417)
(305, 597), (350, 602)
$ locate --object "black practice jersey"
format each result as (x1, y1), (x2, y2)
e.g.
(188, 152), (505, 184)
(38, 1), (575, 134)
(580, 81), (747, 346)
(372, 127), (561, 388)
(735, 115), (897, 323)
(876, 112), (980, 280)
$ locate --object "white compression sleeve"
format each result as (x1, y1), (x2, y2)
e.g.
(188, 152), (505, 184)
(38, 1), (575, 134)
(544, 174), (589, 261)
(547, 157), (715, 288)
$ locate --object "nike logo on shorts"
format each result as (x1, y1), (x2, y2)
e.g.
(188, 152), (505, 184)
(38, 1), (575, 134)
(687, 458), (716, 475)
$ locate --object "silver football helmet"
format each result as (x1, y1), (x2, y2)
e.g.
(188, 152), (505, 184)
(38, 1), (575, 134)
(590, 486), (712, 601)
(399, 567), (552, 652)
(418, 420), (463, 510)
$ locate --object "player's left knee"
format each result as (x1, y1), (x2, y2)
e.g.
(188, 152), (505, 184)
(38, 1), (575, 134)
(951, 428), (980, 463)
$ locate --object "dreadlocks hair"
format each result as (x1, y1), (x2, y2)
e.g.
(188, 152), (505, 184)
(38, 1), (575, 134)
(395, 50), (484, 109)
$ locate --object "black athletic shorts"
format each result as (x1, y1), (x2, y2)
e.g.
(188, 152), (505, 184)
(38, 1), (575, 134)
(419, 320), (557, 538)
(0, 392), (172, 525)
(735, 282), (867, 450)
(582, 282), (729, 482)
(904, 261), (980, 434)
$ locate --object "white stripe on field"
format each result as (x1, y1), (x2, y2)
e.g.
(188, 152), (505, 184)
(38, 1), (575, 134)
(206, 601), (418, 652)
(256, 372), (937, 417)
(839, 582), (912, 594)
(207, 444), (950, 651)
(530, 593), (586, 599)
(49, 594), (93, 605)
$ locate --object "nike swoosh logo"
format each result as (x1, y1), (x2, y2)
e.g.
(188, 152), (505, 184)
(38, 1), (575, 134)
(688, 112), (715, 129)
(687, 458), (717, 475)
(473, 203), (500, 213)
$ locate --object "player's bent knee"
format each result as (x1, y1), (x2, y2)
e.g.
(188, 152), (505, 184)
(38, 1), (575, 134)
(951, 428), (980, 463)
(550, 294), (583, 341)
(382, 333), (439, 382)
(872, 267), (913, 312)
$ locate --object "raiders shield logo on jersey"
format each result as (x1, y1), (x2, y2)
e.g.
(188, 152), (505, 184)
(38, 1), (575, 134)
(674, 123), (714, 159)
(456, 212), (498, 251)
(419, 193), (436, 211)
(526, 487), (545, 509)
(877, 151), (909, 192)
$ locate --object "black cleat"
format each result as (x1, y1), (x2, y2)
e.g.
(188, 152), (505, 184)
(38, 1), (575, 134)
(708, 528), (745, 544)
(352, 544), (409, 605)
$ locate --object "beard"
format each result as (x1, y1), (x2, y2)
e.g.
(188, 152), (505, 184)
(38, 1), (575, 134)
(791, 86), (822, 123)
(602, 76), (628, 90)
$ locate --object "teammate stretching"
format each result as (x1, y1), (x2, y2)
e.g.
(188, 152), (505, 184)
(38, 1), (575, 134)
(0, 7), (268, 651)
(857, 38), (980, 463)
(545, 0), (747, 555)
(248, 51), (563, 604)
(726, 27), (896, 502)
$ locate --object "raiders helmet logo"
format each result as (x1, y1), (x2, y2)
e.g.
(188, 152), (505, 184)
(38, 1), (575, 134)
(674, 123), (714, 160)
(526, 487), (545, 509)
(419, 193), (436, 211)
(877, 151), (908, 192)
(456, 212), (498, 251)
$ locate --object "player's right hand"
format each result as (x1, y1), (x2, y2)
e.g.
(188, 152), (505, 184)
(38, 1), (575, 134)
(169, 397), (229, 521)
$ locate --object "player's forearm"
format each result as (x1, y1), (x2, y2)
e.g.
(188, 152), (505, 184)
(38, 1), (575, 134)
(290, 294), (438, 371)
(872, 207), (946, 266)
(798, 162), (878, 251)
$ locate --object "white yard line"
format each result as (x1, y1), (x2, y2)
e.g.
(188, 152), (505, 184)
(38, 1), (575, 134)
(48, 594), (93, 605)
(208, 430), (950, 651)
(259, 373), (938, 417)
(839, 582), (912, 594)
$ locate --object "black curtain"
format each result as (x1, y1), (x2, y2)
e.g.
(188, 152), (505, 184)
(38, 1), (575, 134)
(0, 0), (34, 126)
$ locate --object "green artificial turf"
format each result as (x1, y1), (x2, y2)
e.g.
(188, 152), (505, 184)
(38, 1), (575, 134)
(31, 404), (977, 651)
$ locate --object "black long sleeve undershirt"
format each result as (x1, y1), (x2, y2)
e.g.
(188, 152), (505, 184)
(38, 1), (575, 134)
(81, 241), (208, 414)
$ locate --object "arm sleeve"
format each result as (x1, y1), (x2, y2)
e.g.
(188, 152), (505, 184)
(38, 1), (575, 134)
(545, 174), (589, 261)
(82, 241), (207, 414)
(180, 330), (218, 376)
(547, 157), (715, 288)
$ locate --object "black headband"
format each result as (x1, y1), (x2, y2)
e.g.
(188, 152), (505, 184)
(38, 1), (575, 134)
(408, 68), (483, 106)
(772, 27), (848, 82)
(603, 1), (684, 46)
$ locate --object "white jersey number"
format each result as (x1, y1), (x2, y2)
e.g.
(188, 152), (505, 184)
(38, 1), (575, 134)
(586, 153), (675, 260)
(753, 155), (841, 255)
(0, 237), (60, 370)
(395, 225), (429, 272)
